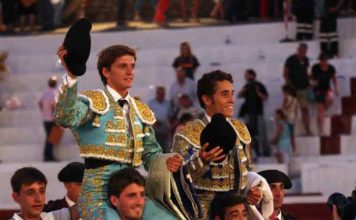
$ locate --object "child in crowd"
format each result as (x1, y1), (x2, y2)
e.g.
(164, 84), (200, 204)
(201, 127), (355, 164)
(270, 109), (292, 164)
(281, 84), (298, 155)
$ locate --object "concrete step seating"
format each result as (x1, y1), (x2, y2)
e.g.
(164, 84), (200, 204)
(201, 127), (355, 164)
(1, 57), (353, 116)
(1, 19), (356, 212)
(1, 17), (356, 76)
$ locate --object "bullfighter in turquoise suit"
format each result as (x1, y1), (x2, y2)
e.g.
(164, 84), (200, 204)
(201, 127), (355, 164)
(54, 44), (182, 220)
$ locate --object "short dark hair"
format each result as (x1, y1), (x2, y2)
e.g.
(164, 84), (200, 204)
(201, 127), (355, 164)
(210, 192), (247, 220)
(319, 53), (328, 61)
(108, 168), (145, 198)
(282, 84), (297, 97)
(275, 108), (286, 119)
(298, 43), (308, 49)
(156, 86), (165, 92)
(48, 77), (57, 88)
(11, 167), (47, 193)
(246, 68), (256, 78)
(197, 70), (233, 109)
(97, 45), (136, 85)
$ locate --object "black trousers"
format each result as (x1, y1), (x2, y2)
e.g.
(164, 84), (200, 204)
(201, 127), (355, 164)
(320, 14), (339, 57)
(37, 0), (55, 30)
(296, 8), (314, 40)
(43, 121), (55, 161)
(224, 0), (247, 23)
(117, 0), (127, 25)
(1, 0), (17, 26)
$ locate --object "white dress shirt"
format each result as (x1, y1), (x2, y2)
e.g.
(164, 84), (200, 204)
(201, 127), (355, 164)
(11, 209), (70, 220)
(65, 195), (75, 207)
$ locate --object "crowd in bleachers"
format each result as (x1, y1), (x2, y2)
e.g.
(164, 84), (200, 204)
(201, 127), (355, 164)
(1, 2), (356, 220)
(0, 0), (84, 33)
(144, 41), (340, 166)
(1, 0), (356, 34)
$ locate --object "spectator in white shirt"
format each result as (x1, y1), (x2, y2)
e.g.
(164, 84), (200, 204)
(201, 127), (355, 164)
(148, 86), (171, 152)
(38, 76), (58, 161)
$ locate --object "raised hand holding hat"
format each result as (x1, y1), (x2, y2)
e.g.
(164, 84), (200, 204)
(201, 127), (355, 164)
(62, 18), (92, 76)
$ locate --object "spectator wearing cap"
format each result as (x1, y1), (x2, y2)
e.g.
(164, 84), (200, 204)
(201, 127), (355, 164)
(258, 169), (296, 220)
(44, 162), (84, 212)
(38, 76), (58, 161)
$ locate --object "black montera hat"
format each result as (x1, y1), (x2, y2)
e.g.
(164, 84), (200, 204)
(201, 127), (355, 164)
(258, 169), (292, 189)
(58, 162), (85, 183)
(63, 18), (92, 76)
(200, 113), (237, 163)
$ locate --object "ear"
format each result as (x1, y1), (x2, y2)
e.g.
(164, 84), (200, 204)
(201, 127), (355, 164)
(102, 67), (110, 79)
(12, 192), (19, 204)
(202, 95), (213, 107)
(64, 182), (71, 191)
(109, 195), (120, 208)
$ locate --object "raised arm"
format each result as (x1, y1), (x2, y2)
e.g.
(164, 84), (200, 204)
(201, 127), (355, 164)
(54, 46), (92, 128)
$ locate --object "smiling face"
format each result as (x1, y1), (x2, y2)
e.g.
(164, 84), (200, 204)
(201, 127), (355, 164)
(103, 55), (136, 97)
(203, 80), (235, 117)
(221, 203), (248, 220)
(110, 183), (145, 220)
(12, 182), (46, 219)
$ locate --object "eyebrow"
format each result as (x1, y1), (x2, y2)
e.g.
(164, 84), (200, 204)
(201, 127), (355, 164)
(219, 89), (234, 93)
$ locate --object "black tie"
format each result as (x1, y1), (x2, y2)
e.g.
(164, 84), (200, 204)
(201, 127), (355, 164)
(118, 99), (127, 108)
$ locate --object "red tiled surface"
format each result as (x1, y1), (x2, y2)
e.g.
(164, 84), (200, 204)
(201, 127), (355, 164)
(331, 115), (351, 136)
(342, 97), (356, 115)
(320, 136), (340, 155)
(283, 203), (332, 220)
(350, 77), (356, 96)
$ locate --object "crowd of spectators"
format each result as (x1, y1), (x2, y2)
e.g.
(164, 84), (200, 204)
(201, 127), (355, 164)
(0, 0), (84, 34)
(1, 0), (356, 34)
(146, 41), (340, 163)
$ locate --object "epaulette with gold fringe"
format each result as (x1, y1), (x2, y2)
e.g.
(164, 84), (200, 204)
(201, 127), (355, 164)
(78, 90), (110, 115)
(174, 119), (205, 149)
(131, 98), (156, 125)
(228, 119), (251, 144)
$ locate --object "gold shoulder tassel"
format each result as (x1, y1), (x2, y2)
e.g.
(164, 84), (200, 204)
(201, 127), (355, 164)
(92, 115), (100, 127)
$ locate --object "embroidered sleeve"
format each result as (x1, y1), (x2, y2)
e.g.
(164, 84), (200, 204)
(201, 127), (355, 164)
(172, 132), (208, 181)
(141, 125), (162, 170)
(54, 80), (92, 128)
